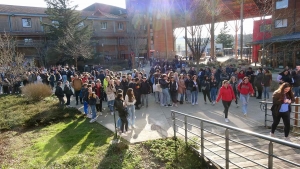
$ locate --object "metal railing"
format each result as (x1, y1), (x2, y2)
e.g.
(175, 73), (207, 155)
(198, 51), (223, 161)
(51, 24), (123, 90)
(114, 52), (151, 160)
(171, 110), (300, 169)
(259, 100), (300, 133)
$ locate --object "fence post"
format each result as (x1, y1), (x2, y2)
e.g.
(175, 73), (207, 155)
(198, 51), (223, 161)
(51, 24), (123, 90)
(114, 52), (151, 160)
(265, 102), (268, 128)
(268, 141), (273, 169)
(294, 97), (299, 129)
(225, 129), (229, 169)
(172, 111), (178, 161)
(184, 115), (188, 147)
(200, 121), (204, 157)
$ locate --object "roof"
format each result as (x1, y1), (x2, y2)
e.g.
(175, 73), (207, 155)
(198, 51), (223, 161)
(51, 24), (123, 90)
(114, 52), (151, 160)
(0, 4), (124, 19)
(249, 33), (300, 45)
(82, 3), (127, 15)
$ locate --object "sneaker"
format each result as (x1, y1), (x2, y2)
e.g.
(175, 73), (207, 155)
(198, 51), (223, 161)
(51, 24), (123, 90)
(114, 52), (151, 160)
(167, 104), (172, 107)
(192, 103), (195, 106)
(87, 114), (92, 118)
(161, 104), (165, 107)
(236, 104), (239, 108)
(111, 112), (114, 115)
(89, 118), (96, 123)
(243, 113), (247, 117)
(126, 130), (131, 134)
(195, 102), (198, 105)
(225, 118), (229, 123)
(204, 102), (207, 104)
(99, 112), (103, 116)
(174, 104), (178, 107)
(120, 133), (127, 136)
(132, 125), (136, 129)
(284, 137), (291, 142)
(270, 132), (275, 137)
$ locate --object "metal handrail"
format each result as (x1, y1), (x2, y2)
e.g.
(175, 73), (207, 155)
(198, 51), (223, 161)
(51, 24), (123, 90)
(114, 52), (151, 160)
(259, 101), (300, 131)
(171, 110), (300, 169)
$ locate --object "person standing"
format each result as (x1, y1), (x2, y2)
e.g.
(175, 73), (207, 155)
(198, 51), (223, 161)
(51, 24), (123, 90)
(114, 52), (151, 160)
(177, 74), (186, 104)
(55, 81), (65, 108)
(125, 88), (136, 128)
(140, 76), (151, 107)
(94, 79), (104, 115)
(87, 87), (98, 123)
(262, 69), (272, 100)
(191, 75), (199, 105)
(114, 93), (129, 135)
(216, 80), (236, 123)
(254, 68), (263, 99)
(237, 77), (254, 116)
(64, 81), (73, 107)
(72, 74), (83, 105)
(185, 75), (192, 104)
(210, 75), (218, 105)
(169, 76), (178, 107)
(160, 74), (172, 107)
(201, 76), (212, 105)
(106, 80), (116, 115)
(270, 83), (295, 141)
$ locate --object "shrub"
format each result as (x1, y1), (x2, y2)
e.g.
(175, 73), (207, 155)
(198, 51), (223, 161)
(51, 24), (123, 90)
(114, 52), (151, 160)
(21, 83), (52, 101)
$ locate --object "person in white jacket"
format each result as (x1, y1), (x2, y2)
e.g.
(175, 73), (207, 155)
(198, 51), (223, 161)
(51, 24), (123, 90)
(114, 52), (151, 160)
(125, 88), (137, 128)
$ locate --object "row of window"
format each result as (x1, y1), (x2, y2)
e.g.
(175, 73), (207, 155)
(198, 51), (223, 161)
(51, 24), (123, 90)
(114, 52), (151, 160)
(259, 19), (288, 33)
(21, 18), (125, 30)
(276, 0), (288, 10)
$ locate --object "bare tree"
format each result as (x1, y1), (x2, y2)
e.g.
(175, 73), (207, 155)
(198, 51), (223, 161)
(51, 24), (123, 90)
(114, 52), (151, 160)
(183, 0), (210, 69)
(126, 10), (147, 69)
(0, 33), (27, 85)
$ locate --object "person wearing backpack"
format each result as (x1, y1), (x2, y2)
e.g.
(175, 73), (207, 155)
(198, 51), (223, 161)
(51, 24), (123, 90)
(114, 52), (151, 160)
(55, 81), (65, 108)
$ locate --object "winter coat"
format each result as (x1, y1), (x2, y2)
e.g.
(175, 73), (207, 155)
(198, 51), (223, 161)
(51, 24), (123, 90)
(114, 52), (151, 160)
(64, 85), (73, 96)
(216, 85), (236, 102)
(106, 85), (116, 101)
(177, 79), (186, 94)
(72, 78), (83, 91)
(140, 81), (151, 94)
(55, 86), (64, 98)
(237, 82), (254, 95)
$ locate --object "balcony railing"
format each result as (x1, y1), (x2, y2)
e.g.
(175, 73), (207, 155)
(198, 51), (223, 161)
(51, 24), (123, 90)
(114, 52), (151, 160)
(15, 40), (45, 47)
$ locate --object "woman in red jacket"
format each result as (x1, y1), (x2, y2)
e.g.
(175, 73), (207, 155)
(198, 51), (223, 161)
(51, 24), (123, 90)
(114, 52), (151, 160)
(216, 80), (236, 123)
(237, 77), (254, 116)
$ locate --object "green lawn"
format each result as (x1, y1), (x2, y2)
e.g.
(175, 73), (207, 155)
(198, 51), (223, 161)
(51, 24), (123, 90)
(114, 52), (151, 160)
(0, 95), (204, 169)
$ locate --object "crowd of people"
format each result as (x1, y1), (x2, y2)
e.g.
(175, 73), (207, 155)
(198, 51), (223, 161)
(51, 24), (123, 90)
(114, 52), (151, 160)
(1, 58), (300, 140)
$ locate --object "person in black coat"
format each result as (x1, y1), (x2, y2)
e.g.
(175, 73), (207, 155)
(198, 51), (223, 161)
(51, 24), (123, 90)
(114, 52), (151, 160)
(169, 76), (178, 107)
(140, 76), (151, 107)
(55, 81), (65, 107)
(121, 75), (129, 99)
(64, 81), (73, 107)
(114, 93), (129, 134)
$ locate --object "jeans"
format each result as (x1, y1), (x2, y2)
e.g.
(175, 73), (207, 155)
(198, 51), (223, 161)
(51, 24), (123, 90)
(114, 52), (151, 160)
(210, 87), (217, 102)
(127, 105), (136, 126)
(191, 91), (198, 103)
(90, 105), (97, 119)
(107, 100), (114, 112)
(180, 93), (184, 102)
(84, 101), (89, 114)
(75, 90), (81, 104)
(293, 86), (300, 97)
(271, 111), (290, 137)
(162, 88), (171, 105)
(117, 116), (121, 128)
(141, 94), (149, 106)
(222, 100), (232, 118)
(240, 94), (250, 114)
(154, 91), (161, 103)
(263, 86), (270, 99)
(186, 90), (191, 103)
(62, 75), (67, 83)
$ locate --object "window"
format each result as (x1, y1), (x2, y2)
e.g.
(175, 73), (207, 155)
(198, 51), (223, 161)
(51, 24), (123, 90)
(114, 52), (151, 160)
(276, 0), (288, 9)
(260, 24), (271, 32)
(149, 24), (153, 29)
(118, 23), (123, 30)
(101, 22), (107, 29)
(22, 18), (32, 27)
(275, 19), (288, 28)
(24, 38), (33, 45)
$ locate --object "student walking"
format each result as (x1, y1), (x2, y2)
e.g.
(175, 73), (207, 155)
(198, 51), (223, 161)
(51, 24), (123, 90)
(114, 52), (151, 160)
(114, 93), (129, 135)
(237, 77), (254, 116)
(87, 87), (98, 123)
(64, 81), (73, 107)
(270, 83), (295, 141)
(229, 76), (239, 107)
(216, 80), (236, 123)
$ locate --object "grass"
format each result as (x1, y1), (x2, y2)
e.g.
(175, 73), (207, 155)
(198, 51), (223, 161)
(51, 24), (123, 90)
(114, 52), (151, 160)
(0, 95), (205, 168)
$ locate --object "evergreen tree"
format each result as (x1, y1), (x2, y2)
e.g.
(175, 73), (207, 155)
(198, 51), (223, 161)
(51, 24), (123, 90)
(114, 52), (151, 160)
(216, 22), (234, 48)
(42, 0), (92, 68)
